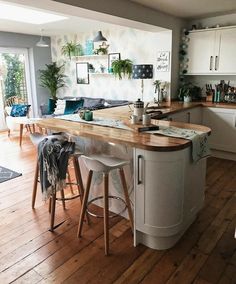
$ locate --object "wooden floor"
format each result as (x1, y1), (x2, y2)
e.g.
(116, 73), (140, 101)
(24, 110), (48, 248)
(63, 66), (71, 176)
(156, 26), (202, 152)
(0, 131), (235, 284)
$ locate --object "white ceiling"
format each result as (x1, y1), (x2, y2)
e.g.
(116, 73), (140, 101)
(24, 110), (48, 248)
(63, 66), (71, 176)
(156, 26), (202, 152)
(0, 0), (165, 37)
(130, 0), (236, 19)
(0, 0), (236, 37)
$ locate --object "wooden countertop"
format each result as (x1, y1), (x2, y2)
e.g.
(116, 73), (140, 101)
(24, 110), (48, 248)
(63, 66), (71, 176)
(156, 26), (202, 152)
(37, 107), (210, 152)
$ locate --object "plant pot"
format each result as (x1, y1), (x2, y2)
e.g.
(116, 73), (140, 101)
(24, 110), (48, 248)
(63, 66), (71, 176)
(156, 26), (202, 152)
(48, 98), (57, 114)
(184, 96), (192, 103)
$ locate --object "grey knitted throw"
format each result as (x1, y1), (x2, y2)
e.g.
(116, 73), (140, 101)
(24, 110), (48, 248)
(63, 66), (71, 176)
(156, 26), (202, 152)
(38, 136), (75, 200)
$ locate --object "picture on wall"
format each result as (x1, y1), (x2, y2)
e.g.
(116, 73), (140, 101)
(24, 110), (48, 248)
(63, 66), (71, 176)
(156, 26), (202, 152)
(108, 53), (120, 71)
(76, 62), (89, 84)
(156, 51), (170, 72)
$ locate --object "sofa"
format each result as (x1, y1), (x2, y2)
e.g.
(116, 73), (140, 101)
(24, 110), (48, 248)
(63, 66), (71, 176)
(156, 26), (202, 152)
(40, 97), (130, 117)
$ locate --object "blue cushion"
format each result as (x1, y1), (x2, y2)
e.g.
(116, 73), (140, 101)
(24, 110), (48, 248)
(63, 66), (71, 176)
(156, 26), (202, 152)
(82, 97), (104, 108)
(64, 99), (84, 115)
(10, 104), (31, 117)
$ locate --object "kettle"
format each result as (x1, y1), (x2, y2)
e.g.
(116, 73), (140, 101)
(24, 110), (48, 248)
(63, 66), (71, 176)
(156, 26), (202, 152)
(133, 98), (144, 120)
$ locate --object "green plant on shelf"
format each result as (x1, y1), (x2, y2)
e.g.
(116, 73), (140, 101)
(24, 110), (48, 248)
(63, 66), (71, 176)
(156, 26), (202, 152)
(94, 47), (108, 55)
(61, 41), (83, 60)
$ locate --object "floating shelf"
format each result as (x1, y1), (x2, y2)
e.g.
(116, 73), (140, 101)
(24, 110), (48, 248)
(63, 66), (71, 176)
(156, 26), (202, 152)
(75, 54), (108, 59)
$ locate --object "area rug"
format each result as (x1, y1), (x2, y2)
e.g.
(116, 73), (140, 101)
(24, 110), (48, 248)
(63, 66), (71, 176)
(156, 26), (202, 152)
(0, 166), (22, 183)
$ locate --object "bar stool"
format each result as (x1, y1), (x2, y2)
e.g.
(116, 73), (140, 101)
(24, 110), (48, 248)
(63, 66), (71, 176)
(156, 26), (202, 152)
(77, 154), (134, 255)
(30, 133), (85, 231)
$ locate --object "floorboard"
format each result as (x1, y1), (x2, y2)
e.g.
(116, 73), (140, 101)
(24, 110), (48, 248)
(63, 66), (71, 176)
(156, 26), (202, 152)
(0, 131), (235, 284)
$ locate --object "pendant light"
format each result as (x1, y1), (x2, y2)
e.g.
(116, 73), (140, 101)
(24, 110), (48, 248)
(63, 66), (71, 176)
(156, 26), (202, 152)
(93, 31), (107, 42)
(36, 29), (49, 47)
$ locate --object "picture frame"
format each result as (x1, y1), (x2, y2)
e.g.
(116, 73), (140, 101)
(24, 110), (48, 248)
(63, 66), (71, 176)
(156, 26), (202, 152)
(156, 51), (170, 72)
(108, 53), (121, 70)
(76, 62), (89, 84)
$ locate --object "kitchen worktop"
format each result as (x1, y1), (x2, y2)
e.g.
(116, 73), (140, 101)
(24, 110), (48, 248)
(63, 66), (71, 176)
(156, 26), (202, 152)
(37, 110), (210, 152)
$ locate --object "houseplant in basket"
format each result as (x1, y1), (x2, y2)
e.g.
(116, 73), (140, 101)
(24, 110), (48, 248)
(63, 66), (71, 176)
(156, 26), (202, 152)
(39, 62), (67, 113)
(111, 59), (133, 79)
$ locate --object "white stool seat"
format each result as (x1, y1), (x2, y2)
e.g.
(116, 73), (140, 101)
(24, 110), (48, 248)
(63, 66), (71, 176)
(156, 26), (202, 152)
(30, 132), (67, 146)
(81, 154), (129, 173)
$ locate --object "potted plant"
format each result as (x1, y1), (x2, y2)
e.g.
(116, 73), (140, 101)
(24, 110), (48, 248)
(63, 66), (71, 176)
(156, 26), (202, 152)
(94, 47), (108, 55)
(61, 41), (83, 60)
(39, 62), (67, 113)
(178, 82), (202, 102)
(111, 59), (133, 79)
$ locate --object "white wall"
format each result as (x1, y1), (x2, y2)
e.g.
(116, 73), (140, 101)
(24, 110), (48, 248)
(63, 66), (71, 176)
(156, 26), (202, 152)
(52, 28), (172, 102)
(53, 0), (186, 98)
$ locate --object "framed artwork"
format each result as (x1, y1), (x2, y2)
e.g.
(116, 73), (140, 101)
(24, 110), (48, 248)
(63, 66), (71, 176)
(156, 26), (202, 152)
(156, 51), (170, 72)
(108, 53), (120, 70)
(76, 62), (89, 84)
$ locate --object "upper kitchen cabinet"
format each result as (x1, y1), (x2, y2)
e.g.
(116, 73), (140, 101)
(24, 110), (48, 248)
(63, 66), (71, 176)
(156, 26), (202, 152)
(187, 27), (236, 75)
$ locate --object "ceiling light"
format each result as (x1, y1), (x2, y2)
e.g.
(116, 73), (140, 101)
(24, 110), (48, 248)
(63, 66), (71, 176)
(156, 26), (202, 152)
(93, 31), (107, 42)
(36, 29), (49, 48)
(0, 3), (67, 25)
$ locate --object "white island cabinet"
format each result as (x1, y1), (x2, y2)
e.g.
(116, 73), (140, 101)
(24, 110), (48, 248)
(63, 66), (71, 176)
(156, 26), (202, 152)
(134, 147), (206, 250)
(187, 27), (236, 75)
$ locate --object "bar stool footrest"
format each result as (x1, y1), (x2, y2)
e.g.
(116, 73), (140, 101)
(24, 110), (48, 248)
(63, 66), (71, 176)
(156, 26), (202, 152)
(86, 195), (127, 218)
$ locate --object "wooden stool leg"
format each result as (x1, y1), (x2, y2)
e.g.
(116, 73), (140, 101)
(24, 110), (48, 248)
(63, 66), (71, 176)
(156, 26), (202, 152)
(77, 170), (93, 237)
(73, 156), (90, 224)
(103, 173), (109, 255)
(67, 167), (74, 195)
(19, 124), (23, 146)
(60, 189), (66, 209)
(119, 168), (134, 233)
(32, 160), (39, 209)
(7, 129), (10, 137)
(50, 190), (56, 231)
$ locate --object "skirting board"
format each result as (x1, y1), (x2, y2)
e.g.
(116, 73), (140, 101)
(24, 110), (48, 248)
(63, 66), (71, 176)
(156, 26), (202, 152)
(211, 149), (236, 161)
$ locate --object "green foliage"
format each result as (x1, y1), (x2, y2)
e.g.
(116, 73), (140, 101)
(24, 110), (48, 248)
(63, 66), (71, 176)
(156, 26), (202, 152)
(61, 41), (83, 60)
(178, 82), (202, 101)
(39, 62), (67, 100)
(2, 54), (25, 100)
(94, 47), (108, 55)
(153, 80), (161, 93)
(111, 59), (133, 80)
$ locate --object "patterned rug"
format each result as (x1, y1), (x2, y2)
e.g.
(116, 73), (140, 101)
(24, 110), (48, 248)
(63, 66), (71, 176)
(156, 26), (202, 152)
(0, 166), (22, 183)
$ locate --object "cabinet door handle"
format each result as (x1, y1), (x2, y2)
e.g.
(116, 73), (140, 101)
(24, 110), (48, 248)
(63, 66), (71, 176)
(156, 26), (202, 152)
(209, 56), (213, 70)
(137, 155), (143, 185)
(215, 56), (219, 70)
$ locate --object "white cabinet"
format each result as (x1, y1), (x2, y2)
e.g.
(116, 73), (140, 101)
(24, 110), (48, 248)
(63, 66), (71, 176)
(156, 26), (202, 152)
(165, 107), (202, 125)
(187, 27), (236, 75)
(188, 30), (216, 74)
(134, 147), (206, 250)
(202, 107), (236, 153)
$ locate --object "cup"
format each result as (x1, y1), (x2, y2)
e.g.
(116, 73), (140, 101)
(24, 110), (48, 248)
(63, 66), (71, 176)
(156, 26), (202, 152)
(130, 114), (138, 124)
(84, 110), (93, 121)
(142, 114), (151, 125)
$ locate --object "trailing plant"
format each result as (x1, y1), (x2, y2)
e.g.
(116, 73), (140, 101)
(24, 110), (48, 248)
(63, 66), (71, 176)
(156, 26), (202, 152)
(94, 47), (108, 55)
(111, 59), (133, 80)
(39, 62), (67, 100)
(61, 41), (83, 59)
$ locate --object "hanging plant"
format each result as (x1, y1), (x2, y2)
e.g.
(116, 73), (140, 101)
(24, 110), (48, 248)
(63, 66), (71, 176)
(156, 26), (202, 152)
(111, 59), (133, 80)
(61, 41), (83, 60)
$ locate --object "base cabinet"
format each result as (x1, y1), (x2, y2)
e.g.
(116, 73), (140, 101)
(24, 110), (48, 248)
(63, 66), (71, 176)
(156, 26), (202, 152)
(165, 107), (202, 125)
(202, 107), (236, 153)
(134, 147), (206, 250)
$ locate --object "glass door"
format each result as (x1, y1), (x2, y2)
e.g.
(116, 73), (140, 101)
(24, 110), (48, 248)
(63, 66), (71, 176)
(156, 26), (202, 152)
(0, 47), (33, 131)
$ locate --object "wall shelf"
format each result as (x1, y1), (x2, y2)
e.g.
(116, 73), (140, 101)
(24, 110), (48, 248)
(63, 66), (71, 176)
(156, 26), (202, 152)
(75, 54), (108, 60)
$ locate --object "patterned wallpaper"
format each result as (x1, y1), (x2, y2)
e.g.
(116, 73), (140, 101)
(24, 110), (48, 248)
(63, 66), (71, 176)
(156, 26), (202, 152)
(51, 27), (171, 102)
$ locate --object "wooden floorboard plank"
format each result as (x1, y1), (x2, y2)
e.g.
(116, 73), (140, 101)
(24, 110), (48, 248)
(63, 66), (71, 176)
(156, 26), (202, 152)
(0, 132), (236, 284)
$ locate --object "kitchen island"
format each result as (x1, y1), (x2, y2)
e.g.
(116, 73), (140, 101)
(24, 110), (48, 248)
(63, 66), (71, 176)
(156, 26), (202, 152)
(37, 107), (210, 250)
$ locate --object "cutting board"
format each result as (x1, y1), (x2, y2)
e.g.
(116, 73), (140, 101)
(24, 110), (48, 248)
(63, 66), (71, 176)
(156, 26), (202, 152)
(123, 120), (159, 132)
